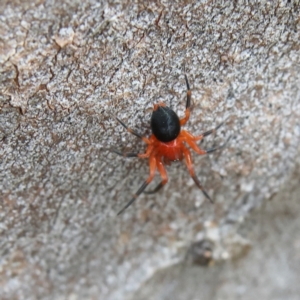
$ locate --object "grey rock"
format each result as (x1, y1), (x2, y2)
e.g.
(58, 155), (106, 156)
(0, 1), (299, 299)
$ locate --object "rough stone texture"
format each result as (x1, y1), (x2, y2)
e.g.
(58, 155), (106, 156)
(128, 161), (300, 300)
(0, 1), (299, 299)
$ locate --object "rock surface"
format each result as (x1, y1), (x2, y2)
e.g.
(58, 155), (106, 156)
(0, 1), (299, 299)
(129, 165), (300, 300)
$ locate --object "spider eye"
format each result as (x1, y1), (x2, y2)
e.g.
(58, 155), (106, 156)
(151, 106), (180, 142)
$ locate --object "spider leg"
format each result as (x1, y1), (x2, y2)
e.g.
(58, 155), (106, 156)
(181, 130), (206, 154)
(144, 157), (168, 194)
(205, 136), (231, 153)
(117, 155), (156, 215)
(194, 119), (228, 141)
(111, 144), (154, 158)
(180, 75), (191, 126)
(184, 132), (231, 155)
(144, 182), (164, 194)
(182, 145), (213, 203)
(111, 150), (140, 157)
(115, 117), (150, 144)
(185, 74), (191, 109)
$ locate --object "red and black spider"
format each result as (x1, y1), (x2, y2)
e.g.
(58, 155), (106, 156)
(113, 75), (229, 215)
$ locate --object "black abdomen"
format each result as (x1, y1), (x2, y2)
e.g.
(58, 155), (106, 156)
(151, 106), (181, 142)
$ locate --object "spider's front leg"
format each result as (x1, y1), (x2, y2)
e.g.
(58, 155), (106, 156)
(181, 130), (230, 155)
(180, 75), (191, 126)
(114, 116), (150, 144)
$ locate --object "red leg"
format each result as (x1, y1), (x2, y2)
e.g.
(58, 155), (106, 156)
(138, 144), (154, 158)
(117, 154), (157, 215)
(144, 156), (168, 194)
(180, 75), (191, 126)
(182, 145), (213, 203)
(185, 139), (207, 155)
(181, 130), (231, 155)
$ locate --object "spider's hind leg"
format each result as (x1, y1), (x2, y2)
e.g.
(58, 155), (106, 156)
(182, 145), (213, 203)
(117, 155), (156, 215)
(144, 157), (168, 194)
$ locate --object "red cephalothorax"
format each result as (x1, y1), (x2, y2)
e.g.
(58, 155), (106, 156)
(113, 75), (229, 215)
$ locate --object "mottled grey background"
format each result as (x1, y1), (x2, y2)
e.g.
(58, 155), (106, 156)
(0, 1), (299, 299)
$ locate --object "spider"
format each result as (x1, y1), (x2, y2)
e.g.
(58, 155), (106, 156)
(113, 75), (229, 215)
